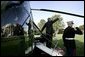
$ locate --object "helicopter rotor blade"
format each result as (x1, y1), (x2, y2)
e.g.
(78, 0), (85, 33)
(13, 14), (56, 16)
(31, 9), (84, 18)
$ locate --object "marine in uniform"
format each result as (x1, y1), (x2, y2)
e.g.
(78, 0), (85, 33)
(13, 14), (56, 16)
(62, 21), (83, 56)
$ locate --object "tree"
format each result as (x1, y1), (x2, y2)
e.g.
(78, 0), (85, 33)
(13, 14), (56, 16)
(33, 24), (40, 35)
(50, 14), (65, 36)
(57, 29), (64, 34)
(79, 25), (84, 30)
(51, 14), (65, 31)
(24, 30), (27, 36)
(79, 24), (84, 33)
(38, 19), (46, 33)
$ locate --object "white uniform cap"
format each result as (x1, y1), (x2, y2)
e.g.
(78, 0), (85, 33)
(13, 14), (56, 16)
(67, 21), (74, 26)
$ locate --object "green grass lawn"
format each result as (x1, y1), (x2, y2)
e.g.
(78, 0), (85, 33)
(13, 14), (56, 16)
(52, 34), (84, 56)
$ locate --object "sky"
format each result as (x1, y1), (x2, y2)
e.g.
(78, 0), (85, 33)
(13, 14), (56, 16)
(29, 1), (84, 28)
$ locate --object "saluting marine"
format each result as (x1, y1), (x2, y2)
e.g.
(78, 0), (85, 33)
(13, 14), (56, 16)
(62, 21), (83, 56)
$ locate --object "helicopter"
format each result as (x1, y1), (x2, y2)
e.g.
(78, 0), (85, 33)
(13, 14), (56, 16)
(1, 1), (84, 56)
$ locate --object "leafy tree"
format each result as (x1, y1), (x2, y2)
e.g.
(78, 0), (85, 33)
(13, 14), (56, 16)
(33, 24), (40, 35)
(38, 19), (46, 33)
(24, 30), (27, 36)
(50, 14), (65, 36)
(51, 14), (65, 31)
(79, 25), (84, 30)
(79, 25), (84, 34)
(57, 29), (64, 34)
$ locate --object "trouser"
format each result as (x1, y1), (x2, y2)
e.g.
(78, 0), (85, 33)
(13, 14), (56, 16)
(46, 35), (52, 48)
(66, 47), (76, 56)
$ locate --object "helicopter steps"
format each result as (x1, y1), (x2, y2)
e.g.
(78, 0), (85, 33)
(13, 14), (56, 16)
(36, 42), (63, 56)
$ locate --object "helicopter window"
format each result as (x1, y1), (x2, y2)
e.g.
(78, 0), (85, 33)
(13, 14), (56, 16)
(1, 1), (32, 36)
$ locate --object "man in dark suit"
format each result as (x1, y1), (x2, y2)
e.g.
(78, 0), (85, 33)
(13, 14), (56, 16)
(41, 18), (59, 48)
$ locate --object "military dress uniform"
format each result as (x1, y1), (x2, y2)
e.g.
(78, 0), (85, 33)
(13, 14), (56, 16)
(63, 22), (83, 56)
